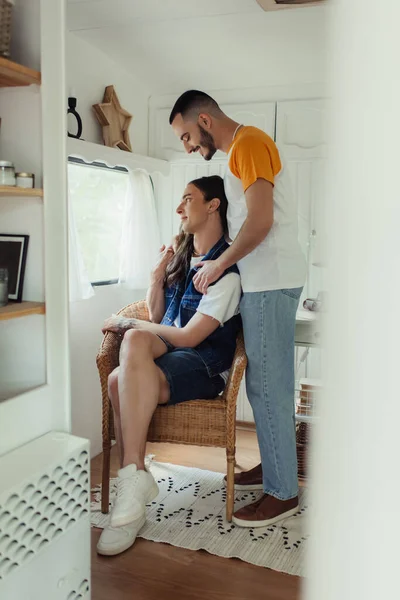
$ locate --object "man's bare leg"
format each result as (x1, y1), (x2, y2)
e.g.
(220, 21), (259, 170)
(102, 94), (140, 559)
(117, 329), (169, 470)
(108, 329), (170, 528)
(107, 332), (169, 469)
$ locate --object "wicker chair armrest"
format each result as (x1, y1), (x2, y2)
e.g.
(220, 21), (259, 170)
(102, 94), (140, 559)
(117, 299), (150, 321)
(96, 300), (150, 367)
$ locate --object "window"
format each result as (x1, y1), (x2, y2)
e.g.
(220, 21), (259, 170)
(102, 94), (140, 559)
(68, 160), (129, 285)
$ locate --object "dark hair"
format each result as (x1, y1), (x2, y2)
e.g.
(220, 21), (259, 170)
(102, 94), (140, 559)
(169, 90), (222, 125)
(164, 175), (228, 287)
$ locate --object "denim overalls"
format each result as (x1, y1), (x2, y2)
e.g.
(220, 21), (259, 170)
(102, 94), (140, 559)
(161, 236), (241, 377)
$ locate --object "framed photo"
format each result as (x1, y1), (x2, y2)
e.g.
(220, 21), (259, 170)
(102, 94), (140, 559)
(0, 234), (29, 302)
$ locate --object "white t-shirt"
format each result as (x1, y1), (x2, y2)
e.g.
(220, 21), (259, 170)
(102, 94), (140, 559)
(224, 126), (306, 293)
(193, 260), (241, 325)
(175, 256), (242, 383)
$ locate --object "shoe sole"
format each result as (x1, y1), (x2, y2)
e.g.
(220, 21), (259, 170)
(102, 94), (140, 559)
(234, 483), (264, 491)
(97, 537), (135, 556)
(97, 516), (146, 556)
(223, 479), (264, 491)
(232, 505), (299, 528)
(110, 482), (159, 528)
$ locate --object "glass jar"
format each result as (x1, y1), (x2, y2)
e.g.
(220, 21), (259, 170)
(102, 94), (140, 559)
(0, 268), (8, 307)
(0, 161), (16, 186)
(15, 172), (35, 188)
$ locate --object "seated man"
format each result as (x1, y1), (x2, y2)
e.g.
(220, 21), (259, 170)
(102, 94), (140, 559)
(97, 175), (242, 555)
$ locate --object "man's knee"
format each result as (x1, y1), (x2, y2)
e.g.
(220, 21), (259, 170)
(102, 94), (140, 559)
(120, 329), (156, 362)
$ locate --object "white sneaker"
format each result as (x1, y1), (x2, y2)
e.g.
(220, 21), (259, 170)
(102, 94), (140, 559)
(110, 463), (159, 528)
(96, 514), (146, 556)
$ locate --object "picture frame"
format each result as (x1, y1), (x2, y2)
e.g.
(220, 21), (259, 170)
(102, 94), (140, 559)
(0, 234), (29, 302)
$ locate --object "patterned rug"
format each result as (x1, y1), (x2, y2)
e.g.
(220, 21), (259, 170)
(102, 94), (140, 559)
(91, 459), (309, 576)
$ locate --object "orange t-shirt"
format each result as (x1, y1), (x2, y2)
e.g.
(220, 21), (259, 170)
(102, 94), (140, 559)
(227, 126), (282, 192)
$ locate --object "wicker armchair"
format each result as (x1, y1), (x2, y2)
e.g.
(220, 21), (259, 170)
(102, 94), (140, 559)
(97, 300), (247, 522)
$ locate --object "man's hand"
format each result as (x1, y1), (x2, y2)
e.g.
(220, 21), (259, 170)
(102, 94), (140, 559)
(152, 243), (176, 283)
(102, 315), (135, 335)
(155, 244), (174, 270)
(193, 260), (224, 294)
(102, 315), (151, 335)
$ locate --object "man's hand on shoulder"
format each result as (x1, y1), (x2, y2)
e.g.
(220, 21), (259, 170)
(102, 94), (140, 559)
(193, 260), (224, 294)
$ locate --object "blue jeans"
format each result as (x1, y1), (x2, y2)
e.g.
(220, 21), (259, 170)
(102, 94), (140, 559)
(240, 288), (303, 500)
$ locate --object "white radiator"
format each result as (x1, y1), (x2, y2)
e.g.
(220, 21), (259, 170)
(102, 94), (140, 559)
(0, 432), (90, 600)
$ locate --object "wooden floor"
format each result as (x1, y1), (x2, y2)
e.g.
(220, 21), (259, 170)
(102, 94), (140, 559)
(90, 429), (301, 600)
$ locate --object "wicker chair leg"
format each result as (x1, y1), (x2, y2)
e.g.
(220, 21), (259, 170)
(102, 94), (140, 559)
(226, 450), (235, 522)
(101, 440), (111, 514)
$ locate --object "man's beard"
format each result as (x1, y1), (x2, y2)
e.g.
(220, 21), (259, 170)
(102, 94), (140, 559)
(198, 124), (217, 161)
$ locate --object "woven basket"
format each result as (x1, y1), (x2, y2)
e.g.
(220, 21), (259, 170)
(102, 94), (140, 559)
(0, 0), (13, 58)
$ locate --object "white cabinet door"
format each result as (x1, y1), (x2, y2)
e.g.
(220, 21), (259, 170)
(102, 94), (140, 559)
(276, 99), (328, 159)
(276, 99), (327, 301)
(150, 102), (276, 161)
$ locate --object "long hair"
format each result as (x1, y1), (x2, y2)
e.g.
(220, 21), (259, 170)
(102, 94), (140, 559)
(164, 175), (228, 288)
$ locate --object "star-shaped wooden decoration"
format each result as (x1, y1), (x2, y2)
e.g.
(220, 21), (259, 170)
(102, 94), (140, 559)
(93, 85), (133, 152)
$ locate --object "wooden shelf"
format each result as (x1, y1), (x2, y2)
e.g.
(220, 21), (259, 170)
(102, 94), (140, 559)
(0, 186), (43, 197)
(0, 57), (41, 88)
(0, 302), (45, 321)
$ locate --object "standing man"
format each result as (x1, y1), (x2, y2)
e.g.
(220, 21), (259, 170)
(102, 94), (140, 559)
(170, 91), (306, 527)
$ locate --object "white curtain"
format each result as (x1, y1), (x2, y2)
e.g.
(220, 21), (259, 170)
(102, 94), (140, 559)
(118, 169), (160, 289)
(68, 191), (94, 302)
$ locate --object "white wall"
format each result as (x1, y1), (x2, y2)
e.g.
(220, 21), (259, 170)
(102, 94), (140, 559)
(65, 33), (153, 457)
(70, 5), (328, 95)
(69, 286), (145, 458)
(66, 32), (150, 154)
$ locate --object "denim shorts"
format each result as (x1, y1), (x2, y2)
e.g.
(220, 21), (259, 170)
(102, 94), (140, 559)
(154, 336), (225, 406)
